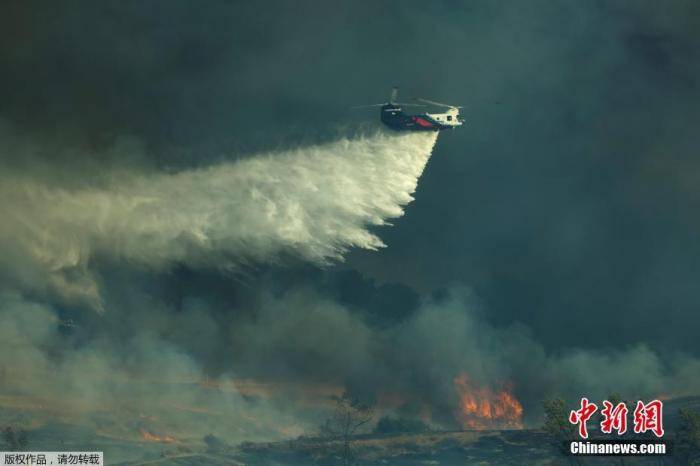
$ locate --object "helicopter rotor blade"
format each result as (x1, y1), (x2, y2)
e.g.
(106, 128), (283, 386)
(350, 103), (386, 109)
(351, 102), (426, 109)
(414, 97), (463, 109)
(390, 87), (399, 104)
(393, 102), (427, 107)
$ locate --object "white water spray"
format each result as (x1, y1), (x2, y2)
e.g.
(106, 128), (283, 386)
(0, 131), (439, 307)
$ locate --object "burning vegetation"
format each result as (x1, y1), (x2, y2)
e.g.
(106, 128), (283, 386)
(139, 428), (179, 444)
(453, 373), (523, 429)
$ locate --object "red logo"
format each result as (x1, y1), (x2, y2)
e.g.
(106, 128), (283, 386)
(569, 398), (598, 439)
(569, 398), (664, 439)
(600, 400), (628, 435)
(633, 400), (664, 438)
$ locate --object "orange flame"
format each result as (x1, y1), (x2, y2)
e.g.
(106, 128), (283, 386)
(453, 373), (523, 429)
(139, 428), (179, 444)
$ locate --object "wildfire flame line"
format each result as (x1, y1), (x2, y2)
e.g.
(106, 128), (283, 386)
(453, 373), (523, 429)
(139, 428), (179, 444)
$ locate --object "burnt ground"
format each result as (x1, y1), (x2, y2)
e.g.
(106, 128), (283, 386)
(3, 396), (698, 465)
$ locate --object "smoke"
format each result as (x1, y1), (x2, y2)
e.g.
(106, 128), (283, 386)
(227, 286), (700, 427)
(0, 130), (438, 309)
(0, 292), (319, 452)
(1, 120), (698, 447)
(0, 2), (698, 461)
(3, 283), (698, 454)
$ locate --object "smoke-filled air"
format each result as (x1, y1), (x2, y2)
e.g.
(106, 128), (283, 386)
(2, 1), (700, 463)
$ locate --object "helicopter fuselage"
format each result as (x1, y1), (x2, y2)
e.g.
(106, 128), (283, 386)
(380, 104), (463, 131)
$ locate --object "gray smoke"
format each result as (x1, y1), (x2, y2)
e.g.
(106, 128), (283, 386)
(2, 284), (698, 450)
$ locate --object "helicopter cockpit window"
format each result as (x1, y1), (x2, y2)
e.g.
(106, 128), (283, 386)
(447, 115), (453, 121)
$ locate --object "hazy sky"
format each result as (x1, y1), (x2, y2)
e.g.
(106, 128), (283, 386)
(1, 0), (699, 439)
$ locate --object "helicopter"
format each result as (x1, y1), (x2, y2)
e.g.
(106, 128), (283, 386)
(354, 87), (464, 131)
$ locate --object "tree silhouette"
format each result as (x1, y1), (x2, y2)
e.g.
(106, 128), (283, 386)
(320, 393), (374, 466)
(674, 408), (700, 465)
(542, 397), (582, 466)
